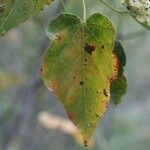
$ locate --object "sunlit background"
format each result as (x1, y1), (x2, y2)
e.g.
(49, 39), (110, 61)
(0, 0), (150, 150)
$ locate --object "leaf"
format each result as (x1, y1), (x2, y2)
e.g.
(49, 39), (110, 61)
(41, 13), (118, 145)
(0, 0), (54, 36)
(110, 75), (127, 105)
(110, 41), (127, 106)
(113, 41), (126, 67)
(0, 0), (12, 3)
(122, 0), (150, 30)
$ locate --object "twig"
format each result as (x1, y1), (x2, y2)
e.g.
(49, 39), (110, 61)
(98, 0), (128, 14)
(61, 0), (66, 12)
(82, 0), (86, 22)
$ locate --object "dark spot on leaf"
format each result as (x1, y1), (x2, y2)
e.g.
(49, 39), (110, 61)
(114, 62), (119, 70)
(83, 140), (88, 147)
(40, 67), (43, 73)
(103, 112), (106, 115)
(126, 6), (130, 10)
(95, 113), (99, 118)
(103, 89), (108, 97)
(101, 45), (104, 49)
(84, 43), (95, 55)
(40, 67), (43, 76)
(73, 76), (76, 79)
(79, 81), (84, 85)
(0, 6), (5, 13)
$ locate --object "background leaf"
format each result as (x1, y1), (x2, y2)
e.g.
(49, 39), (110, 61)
(122, 0), (150, 30)
(110, 41), (127, 106)
(0, 0), (12, 3)
(0, 0), (54, 36)
(41, 13), (118, 145)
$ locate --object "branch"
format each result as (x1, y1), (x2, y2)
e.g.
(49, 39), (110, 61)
(98, 0), (128, 14)
(38, 111), (94, 147)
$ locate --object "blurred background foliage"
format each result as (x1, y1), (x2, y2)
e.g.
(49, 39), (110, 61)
(0, 0), (150, 150)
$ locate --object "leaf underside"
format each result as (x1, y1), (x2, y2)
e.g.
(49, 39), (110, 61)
(0, 0), (54, 36)
(41, 13), (119, 145)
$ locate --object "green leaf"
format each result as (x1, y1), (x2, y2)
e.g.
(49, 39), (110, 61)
(41, 13), (118, 145)
(110, 41), (127, 106)
(0, 0), (54, 36)
(110, 75), (127, 105)
(113, 41), (126, 67)
(0, 0), (12, 3)
(122, 0), (150, 30)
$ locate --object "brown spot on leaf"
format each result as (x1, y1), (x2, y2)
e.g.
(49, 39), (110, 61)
(40, 67), (43, 72)
(79, 81), (84, 85)
(83, 140), (88, 147)
(114, 61), (119, 70)
(55, 33), (62, 41)
(103, 89), (108, 97)
(103, 112), (106, 116)
(67, 112), (75, 121)
(111, 52), (119, 81)
(95, 113), (99, 118)
(40, 67), (43, 76)
(48, 80), (58, 95)
(84, 43), (95, 55)
(101, 45), (104, 49)
(0, 6), (5, 13)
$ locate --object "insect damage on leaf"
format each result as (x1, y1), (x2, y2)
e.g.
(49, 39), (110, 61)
(122, 0), (150, 29)
(0, 0), (54, 36)
(41, 13), (119, 146)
